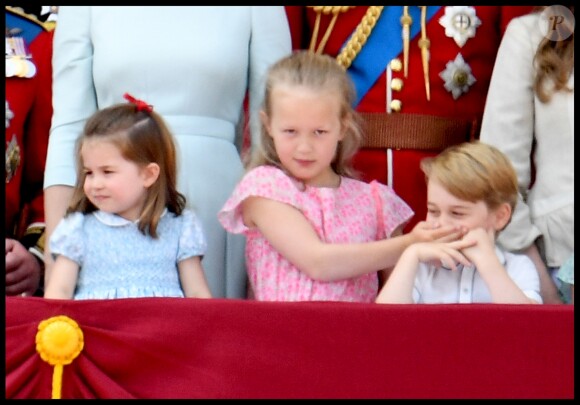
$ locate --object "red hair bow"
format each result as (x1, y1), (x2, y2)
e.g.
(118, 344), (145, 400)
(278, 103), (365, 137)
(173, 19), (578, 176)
(123, 93), (153, 113)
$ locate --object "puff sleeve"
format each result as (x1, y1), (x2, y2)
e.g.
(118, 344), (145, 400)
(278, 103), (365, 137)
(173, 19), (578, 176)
(370, 180), (414, 238)
(177, 209), (208, 262)
(218, 166), (303, 235)
(49, 212), (85, 264)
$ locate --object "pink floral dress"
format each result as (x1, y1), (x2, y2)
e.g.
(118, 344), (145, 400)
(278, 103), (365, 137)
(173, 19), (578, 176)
(218, 166), (413, 302)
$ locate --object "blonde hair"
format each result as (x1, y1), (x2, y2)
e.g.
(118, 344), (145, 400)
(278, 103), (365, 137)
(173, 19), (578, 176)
(420, 141), (518, 213)
(248, 50), (363, 178)
(533, 5), (574, 103)
(68, 102), (186, 238)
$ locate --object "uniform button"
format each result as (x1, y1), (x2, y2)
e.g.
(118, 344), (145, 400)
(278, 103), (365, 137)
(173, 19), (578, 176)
(390, 99), (402, 112)
(391, 78), (403, 91)
(390, 58), (402, 72)
(463, 288), (469, 293)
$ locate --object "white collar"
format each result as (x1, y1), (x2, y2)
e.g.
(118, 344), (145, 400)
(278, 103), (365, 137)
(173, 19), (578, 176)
(92, 208), (168, 227)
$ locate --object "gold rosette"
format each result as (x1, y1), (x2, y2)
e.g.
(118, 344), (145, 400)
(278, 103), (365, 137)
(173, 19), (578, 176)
(36, 316), (84, 399)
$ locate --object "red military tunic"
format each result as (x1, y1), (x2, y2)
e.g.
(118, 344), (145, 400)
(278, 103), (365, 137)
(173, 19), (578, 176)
(5, 6), (53, 252)
(285, 6), (534, 232)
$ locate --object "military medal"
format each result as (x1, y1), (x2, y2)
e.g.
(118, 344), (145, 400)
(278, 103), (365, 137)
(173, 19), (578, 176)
(6, 36), (15, 56)
(5, 135), (21, 183)
(6, 101), (14, 129)
(5, 36), (17, 77)
(24, 59), (36, 78)
(5, 32), (36, 78)
(438, 6), (481, 48)
(16, 58), (28, 77)
(5, 58), (17, 77)
(439, 53), (476, 100)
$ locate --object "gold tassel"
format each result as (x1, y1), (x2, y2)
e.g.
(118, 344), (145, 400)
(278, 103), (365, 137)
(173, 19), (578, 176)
(400, 6), (412, 78)
(316, 11), (340, 54)
(308, 6), (354, 55)
(418, 6), (431, 101)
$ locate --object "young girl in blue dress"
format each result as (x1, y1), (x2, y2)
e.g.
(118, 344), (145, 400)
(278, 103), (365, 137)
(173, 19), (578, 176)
(44, 94), (212, 300)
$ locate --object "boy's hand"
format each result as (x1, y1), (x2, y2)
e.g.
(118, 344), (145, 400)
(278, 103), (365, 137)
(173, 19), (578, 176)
(407, 239), (475, 271)
(459, 227), (496, 265)
(410, 221), (467, 244)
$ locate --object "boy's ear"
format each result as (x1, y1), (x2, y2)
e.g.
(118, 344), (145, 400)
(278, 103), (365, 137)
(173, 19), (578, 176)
(142, 163), (160, 188)
(493, 202), (512, 232)
(259, 110), (272, 138)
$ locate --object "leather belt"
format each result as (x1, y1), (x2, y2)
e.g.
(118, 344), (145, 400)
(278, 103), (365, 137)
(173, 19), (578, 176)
(359, 112), (477, 151)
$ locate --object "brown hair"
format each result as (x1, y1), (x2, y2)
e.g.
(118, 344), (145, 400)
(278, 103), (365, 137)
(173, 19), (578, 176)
(68, 102), (186, 238)
(533, 5), (574, 103)
(420, 141), (519, 215)
(247, 50), (363, 178)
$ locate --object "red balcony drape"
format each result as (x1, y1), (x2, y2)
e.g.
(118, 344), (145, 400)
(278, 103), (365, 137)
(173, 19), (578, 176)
(5, 296), (574, 399)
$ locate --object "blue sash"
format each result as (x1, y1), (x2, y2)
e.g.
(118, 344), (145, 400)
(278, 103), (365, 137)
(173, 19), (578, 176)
(344, 6), (441, 106)
(6, 12), (44, 45)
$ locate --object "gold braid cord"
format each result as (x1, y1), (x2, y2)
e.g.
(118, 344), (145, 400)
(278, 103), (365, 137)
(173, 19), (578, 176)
(401, 6), (412, 77)
(418, 6), (431, 100)
(336, 6), (384, 69)
(308, 6), (355, 54)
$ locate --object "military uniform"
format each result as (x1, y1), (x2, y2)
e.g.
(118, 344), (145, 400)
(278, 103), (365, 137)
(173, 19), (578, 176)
(286, 6), (534, 231)
(5, 6), (53, 262)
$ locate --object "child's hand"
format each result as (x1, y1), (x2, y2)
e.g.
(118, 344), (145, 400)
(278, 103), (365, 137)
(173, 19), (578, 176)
(459, 227), (496, 265)
(406, 239), (475, 271)
(410, 221), (467, 244)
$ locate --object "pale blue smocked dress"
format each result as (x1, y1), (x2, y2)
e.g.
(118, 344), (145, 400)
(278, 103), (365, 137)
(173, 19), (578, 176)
(49, 209), (207, 300)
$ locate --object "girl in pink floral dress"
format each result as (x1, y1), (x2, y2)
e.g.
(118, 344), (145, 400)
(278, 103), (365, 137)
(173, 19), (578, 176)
(218, 51), (465, 302)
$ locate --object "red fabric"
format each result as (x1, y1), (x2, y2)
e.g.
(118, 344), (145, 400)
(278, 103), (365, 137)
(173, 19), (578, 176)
(5, 14), (53, 236)
(285, 6), (535, 232)
(6, 296), (574, 399)
(285, 6), (307, 51)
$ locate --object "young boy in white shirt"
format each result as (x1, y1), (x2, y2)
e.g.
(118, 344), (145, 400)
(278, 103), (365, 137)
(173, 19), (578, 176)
(376, 141), (542, 304)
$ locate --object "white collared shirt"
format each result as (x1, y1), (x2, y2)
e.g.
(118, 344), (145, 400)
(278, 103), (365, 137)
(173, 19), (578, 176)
(412, 246), (542, 303)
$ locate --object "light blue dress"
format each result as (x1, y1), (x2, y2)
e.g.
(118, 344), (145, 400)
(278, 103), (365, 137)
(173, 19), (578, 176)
(50, 209), (207, 300)
(557, 254), (574, 304)
(43, 6), (292, 298)
(558, 255), (574, 285)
